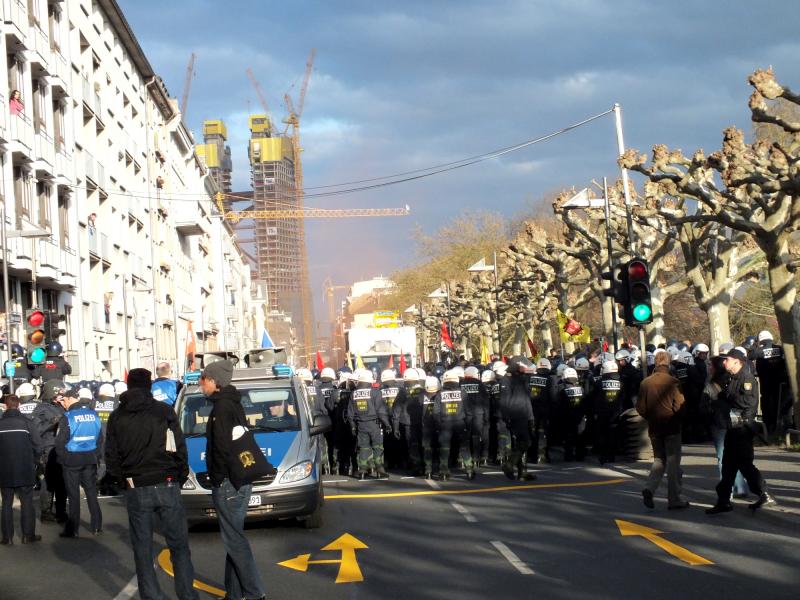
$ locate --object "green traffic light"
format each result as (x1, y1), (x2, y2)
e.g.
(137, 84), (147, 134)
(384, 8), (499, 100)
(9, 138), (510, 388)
(633, 304), (652, 322)
(29, 347), (47, 364)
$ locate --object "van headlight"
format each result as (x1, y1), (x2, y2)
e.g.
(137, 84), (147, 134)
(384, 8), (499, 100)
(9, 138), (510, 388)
(280, 461), (313, 483)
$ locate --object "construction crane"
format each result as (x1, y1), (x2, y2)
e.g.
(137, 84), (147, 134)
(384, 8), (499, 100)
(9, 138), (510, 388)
(180, 53), (196, 118)
(323, 277), (350, 367)
(245, 68), (274, 135)
(223, 205), (411, 223)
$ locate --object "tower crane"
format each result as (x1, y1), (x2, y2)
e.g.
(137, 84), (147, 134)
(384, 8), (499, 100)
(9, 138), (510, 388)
(180, 53), (197, 118)
(322, 277), (350, 368)
(245, 68), (275, 135)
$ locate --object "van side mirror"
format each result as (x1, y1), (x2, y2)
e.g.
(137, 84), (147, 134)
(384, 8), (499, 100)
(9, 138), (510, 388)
(309, 413), (332, 436)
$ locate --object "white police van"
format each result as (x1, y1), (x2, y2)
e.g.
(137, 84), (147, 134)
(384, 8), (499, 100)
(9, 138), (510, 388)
(176, 358), (330, 528)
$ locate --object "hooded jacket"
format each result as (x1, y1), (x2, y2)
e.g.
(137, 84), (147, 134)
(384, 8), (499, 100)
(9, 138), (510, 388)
(0, 408), (43, 487)
(105, 388), (189, 487)
(205, 385), (246, 486)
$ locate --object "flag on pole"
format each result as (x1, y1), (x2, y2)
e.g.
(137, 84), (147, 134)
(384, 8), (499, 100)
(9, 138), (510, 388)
(398, 352), (407, 375)
(347, 352), (354, 371)
(441, 320), (454, 350)
(185, 320), (196, 371)
(525, 333), (538, 359)
(387, 355), (394, 369)
(556, 309), (591, 344)
(260, 327), (275, 349)
(356, 354), (365, 369)
(480, 337), (491, 364)
(315, 351), (325, 371)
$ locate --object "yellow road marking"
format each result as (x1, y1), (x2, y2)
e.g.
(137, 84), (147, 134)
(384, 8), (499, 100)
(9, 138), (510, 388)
(616, 520), (714, 566)
(324, 478), (627, 500)
(278, 533), (368, 583)
(157, 549), (227, 597)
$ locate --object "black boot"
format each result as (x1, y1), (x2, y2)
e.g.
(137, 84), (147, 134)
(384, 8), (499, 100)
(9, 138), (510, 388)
(706, 502), (733, 515)
(749, 492), (777, 511)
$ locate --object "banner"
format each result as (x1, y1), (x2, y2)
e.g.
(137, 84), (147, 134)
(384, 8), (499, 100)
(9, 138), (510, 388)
(398, 352), (407, 375)
(441, 320), (454, 350)
(480, 337), (491, 364)
(315, 351), (325, 371)
(556, 309), (591, 344)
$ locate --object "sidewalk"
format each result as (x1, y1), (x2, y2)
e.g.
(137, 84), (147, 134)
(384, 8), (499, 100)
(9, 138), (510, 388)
(610, 444), (800, 530)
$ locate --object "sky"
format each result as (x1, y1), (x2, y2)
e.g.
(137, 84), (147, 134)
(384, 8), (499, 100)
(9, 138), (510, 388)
(120, 0), (800, 330)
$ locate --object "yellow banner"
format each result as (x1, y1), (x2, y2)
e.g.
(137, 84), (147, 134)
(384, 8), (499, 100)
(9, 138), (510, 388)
(556, 309), (591, 344)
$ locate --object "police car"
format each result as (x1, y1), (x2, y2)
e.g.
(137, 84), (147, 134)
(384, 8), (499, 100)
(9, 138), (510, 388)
(176, 360), (330, 528)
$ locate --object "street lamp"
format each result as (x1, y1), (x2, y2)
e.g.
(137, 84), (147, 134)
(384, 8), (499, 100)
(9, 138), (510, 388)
(468, 253), (501, 355)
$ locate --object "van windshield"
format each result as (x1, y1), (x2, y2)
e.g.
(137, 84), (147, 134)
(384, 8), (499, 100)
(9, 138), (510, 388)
(180, 386), (300, 437)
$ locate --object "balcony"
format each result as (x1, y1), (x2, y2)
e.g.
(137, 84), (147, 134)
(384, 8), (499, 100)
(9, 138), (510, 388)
(93, 91), (103, 125)
(87, 228), (100, 259)
(91, 301), (106, 332)
(61, 247), (79, 278)
(31, 25), (50, 67)
(225, 305), (240, 321)
(54, 148), (71, 180)
(81, 76), (92, 111)
(96, 160), (106, 192)
(37, 237), (60, 278)
(84, 150), (96, 184)
(100, 232), (110, 263)
(0, 92), (6, 141)
(9, 112), (34, 153)
(4, 0), (28, 38)
(49, 49), (70, 87)
(33, 127), (55, 168)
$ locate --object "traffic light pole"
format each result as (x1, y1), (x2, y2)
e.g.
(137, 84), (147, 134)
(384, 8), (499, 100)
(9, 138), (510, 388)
(602, 178), (619, 354)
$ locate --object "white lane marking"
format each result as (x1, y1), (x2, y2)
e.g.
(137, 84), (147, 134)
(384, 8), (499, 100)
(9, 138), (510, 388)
(322, 479), (349, 484)
(483, 471), (504, 475)
(425, 477), (441, 490)
(112, 576), (139, 600)
(491, 541), (535, 575)
(450, 501), (477, 523)
(400, 476), (415, 480)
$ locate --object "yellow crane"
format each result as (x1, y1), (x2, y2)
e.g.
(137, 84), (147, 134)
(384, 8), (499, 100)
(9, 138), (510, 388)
(245, 68), (275, 135)
(223, 205), (410, 223)
(180, 53), (197, 118)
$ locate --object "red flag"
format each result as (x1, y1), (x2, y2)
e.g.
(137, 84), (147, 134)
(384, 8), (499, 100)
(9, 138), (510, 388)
(441, 320), (454, 349)
(315, 351), (325, 371)
(399, 352), (407, 375)
(525, 333), (537, 358)
(124, 369), (129, 382)
(603, 340), (609, 352)
(185, 320), (196, 371)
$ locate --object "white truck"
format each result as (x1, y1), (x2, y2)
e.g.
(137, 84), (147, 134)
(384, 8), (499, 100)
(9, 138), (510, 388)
(346, 323), (417, 374)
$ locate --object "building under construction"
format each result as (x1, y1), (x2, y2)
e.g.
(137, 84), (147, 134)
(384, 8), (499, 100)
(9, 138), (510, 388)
(196, 120), (233, 193)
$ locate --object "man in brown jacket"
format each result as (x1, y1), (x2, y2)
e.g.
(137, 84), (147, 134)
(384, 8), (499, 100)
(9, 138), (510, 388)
(636, 350), (689, 509)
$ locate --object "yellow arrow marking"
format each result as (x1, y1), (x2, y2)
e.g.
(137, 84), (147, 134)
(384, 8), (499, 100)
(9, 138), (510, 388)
(615, 520), (713, 566)
(278, 533), (368, 584)
(157, 549), (227, 597)
(325, 478), (626, 500)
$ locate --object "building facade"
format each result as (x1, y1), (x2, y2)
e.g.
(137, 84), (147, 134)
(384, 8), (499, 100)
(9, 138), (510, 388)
(0, 0), (255, 380)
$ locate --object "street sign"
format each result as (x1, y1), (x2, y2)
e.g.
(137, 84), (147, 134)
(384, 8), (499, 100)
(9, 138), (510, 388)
(8, 312), (21, 325)
(278, 533), (368, 583)
(616, 519), (713, 566)
(562, 188), (606, 209)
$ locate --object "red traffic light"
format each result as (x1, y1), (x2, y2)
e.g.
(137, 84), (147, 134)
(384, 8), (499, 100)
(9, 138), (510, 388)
(628, 260), (647, 280)
(27, 310), (45, 327)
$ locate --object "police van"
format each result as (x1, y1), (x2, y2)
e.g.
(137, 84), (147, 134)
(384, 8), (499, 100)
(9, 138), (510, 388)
(176, 357), (330, 528)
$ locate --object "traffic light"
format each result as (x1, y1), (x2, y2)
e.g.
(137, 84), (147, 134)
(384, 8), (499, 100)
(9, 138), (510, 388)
(624, 258), (653, 326)
(45, 311), (66, 340)
(25, 309), (47, 364)
(602, 265), (629, 321)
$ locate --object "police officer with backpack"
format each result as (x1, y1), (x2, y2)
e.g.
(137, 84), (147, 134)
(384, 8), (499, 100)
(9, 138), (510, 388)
(54, 388), (103, 537)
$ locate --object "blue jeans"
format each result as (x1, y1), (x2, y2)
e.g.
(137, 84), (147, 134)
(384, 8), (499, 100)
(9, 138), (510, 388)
(211, 479), (265, 600)
(710, 427), (749, 496)
(125, 482), (199, 600)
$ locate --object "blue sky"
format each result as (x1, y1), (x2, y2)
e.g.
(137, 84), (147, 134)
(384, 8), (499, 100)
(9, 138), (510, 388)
(120, 0), (800, 327)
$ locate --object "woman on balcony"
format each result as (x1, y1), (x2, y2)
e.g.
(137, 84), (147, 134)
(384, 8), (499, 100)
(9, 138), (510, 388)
(9, 90), (24, 116)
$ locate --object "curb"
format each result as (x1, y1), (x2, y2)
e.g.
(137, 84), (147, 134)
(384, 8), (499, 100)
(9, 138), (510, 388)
(609, 462), (800, 532)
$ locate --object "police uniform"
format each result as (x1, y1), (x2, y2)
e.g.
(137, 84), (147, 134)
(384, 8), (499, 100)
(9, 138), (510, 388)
(433, 383), (474, 480)
(151, 377), (181, 406)
(593, 374), (623, 463)
(318, 379), (337, 473)
(754, 342), (791, 434)
(558, 379), (587, 461)
(380, 382), (402, 468)
(346, 383), (391, 478)
(461, 378), (488, 466)
(499, 371), (535, 480)
(40, 356), (72, 382)
(332, 383), (357, 476)
(528, 369), (552, 463)
(305, 382), (330, 474)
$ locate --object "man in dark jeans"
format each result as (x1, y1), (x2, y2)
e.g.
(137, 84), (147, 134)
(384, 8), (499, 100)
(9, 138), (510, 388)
(105, 368), (199, 600)
(201, 359), (266, 600)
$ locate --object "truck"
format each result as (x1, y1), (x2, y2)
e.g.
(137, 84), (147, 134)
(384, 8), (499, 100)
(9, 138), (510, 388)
(346, 321), (417, 375)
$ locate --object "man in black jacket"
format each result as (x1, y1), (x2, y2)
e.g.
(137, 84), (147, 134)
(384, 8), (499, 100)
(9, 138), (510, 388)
(0, 395), (43, 544)
(105, 368), (199, 600)
(201, 359), (266, 600)
(35, 380), (67, 523)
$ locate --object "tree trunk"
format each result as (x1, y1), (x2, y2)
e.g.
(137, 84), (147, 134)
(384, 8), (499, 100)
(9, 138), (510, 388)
(537, 320), (554, 355)
(645, 284), (666, 346)
(601, 296), (614, 340)
(511, 325), (523, 356)
(705, 302), (731, 356)
(766, 255), (800, 422)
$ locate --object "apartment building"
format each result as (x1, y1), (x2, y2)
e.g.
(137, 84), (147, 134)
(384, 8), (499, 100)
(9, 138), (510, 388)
(0, 0), (256, 380)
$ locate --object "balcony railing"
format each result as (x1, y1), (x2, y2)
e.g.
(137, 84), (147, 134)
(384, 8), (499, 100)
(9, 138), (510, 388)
(37, 237), (60, 271)
(32, 25), (49, 64)
(85, 150), (96, 184)
(91, 301), (105, 332)
(96, 160), (106, 191)
(81, 76), (92, 110)
(100, 232), (110, 260)
(34, 127), (54, 166)
(0, 92), (7, 140)
(61, 247), (78, 277)
(9, 111), (34, 151)
(55, 148), (70, 179)
(88, 228), (100, 257)
(5, 0), (28, 36)
(93, 91), (103, 122)
(49, 49), (69, 85)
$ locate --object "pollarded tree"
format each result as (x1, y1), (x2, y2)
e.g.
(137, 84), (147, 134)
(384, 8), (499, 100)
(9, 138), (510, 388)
(620, 67), (800, 413)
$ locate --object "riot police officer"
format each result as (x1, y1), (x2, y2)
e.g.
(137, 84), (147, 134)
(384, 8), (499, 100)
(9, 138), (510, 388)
(318, 368), (337, 474)
(617, 349), (642, 410)
(392, 368), (420, 473)
(528, 358), (553, 464)
(346, 370), (391, 480)
(380, 369), (403, 469)
(332, 372), (357, 476)
(481, 369), (503, 464)
(34, 380), (67, 523)
(593, 361), (623, 464)
(500, 357), (535, 481)
(420, 375), (440, 479)
(40, 342), (72, 382)
(433, 370), (474, 481)
(558, 367), (588, 461)
(753, 330), (791, 435)
(461, 366), (488, 467)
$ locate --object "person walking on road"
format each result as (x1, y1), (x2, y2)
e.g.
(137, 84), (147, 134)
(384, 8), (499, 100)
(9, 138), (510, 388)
(201, 359), (266, 600)
(105, 368), (199, 600)
(0, 395), (43, 544)
(706, 349), (777, 515)
(636, 350), (689, 510)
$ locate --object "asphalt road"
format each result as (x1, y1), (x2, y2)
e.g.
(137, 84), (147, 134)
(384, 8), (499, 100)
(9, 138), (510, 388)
(2, 463), (798, 599)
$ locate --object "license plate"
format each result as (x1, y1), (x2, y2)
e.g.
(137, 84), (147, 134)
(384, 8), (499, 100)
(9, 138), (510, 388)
(248, 494), (262, 507)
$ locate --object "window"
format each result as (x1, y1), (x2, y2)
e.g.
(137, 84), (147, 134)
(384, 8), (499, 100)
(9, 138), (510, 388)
(58, 193), (70, 249)
(7, 54), (23, 94)
(13, 167), (33, 226)
(32, 79), (47, 132)
(48, 4), (62, 52)
(37, 180), (51, 228)
(27, 0), (41, 26)
(53, 99), (65, 151)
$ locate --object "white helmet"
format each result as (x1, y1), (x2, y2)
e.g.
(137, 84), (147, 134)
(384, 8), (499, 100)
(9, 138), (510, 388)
(667, 346), (681, 358)
(734, 346), (748, 357)
(575, 357), (590, 371)
(602, 352), (616, 364)
(563, 367), (578, 381)
(403, 369), (420, 383)
(424, 376), (440, 393)
(442, 369), (460, 384)
(615, 349), (630, 361)
(537, 358), (551, 371)
(693, 343), (709, 355)
(491, 361), (506, 373)
(451, 366), (465, 380)
(481, 369), (496, 383)
(114, 381), (128, 395)
(415, 368), (428, 381)
(381, 369), (396, 383)
(78, 387), (93, 400)
(98, 383), (115, 397)
(296, 368), (313, 382)
(556, 363), (568, 377)
(356, 369), (374, 384)
(16, 382), (35, 398)
(601, 361), (619, 375)
(320, 367), (336, 381)
(758, 330), (773, 342)
(339, 372), (352, 385)
(464, 366), (480, 380)
(718, 342), (734, 355)
(677, 351), (695, 365)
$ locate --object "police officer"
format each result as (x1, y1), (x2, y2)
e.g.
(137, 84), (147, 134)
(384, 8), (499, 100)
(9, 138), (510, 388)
(346, 370), (391, 480)
(420, 375), (440, 479)
(6, 343), (34, 387)
(392, 368), (419, 473)
(55, 388), (103, 537)
(434, 370), (474, 481)
(593, 361), (623, 464)
(151, 362), (182, 406)
(617, 349), (642, 410)
(706, 349), (777, 514)
(318, 368), (337, 474)
(461, 366), (488, 467)
(34, 381), (67, 523)
(380, 369), (403, 469)
(94, 383), (119, 494)
(500, 357), (536, 481)
(298, 368), (330, 474)
(481, 369), (503, 464)
(558, 367), (588, 461)
(528, 358), (553, 464)
(40, 342), (72, 382)
(16, 383), (38, 418)
(753, 330), (791, 435)
(332, 372), (357, 476)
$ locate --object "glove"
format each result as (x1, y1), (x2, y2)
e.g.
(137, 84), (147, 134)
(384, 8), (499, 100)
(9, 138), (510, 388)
(394, 428), (401, 440)
(350, 425), (357, 437)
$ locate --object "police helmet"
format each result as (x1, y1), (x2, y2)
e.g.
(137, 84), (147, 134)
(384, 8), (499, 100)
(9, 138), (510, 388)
(734, 346), (748, 357)
(693, 343), (710, 356)
(114, 381), (128, 395)
(646, 352), (655, 367)
(381, 369), (396, 383)
(645, 344), (657, 353)
(46, 341), (63, 357)
(356, 369), (374, 384)
(77, 387), (93, 401)
(16, 382), (35, 399)
(433, 365), (445, 379)
(442, 369), (460, 384)
(311, 368), (320, 380)
(676, 342), (689, 352)
(556, 363), (568, 377)
(481, 369), (496, 383)
(718, 342), (734, 356)
(296, 368), (313, 383)
(451, 366), (465, 380)
(10, 343), (24, 358)
(742, 336), (757, 349)
(563, 367), (578, 381)
(601, 361), (619, 375)
(507, 356), (533, 374)
(602, 352), (616, 364)
(41, 380), (66, 401)
(424, 376), (440, 393)
(98, 383), (115, 397)
(415, 367), (428, 380)
(667, 346), (681, 359)
(575, 357), (590, 371)
(757, 330), (773, 343)
(615, 349), (630, 361)
(491, 361), (507, 374)
(464, 366), (480, 380)
(537, 358), (551, 371)
(677, 351), (694, 365)
(320, 367), (336, 381)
